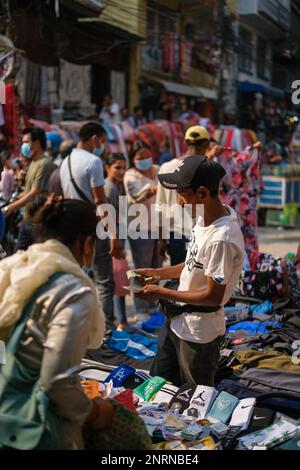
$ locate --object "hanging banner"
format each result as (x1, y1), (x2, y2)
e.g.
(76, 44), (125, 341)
(162, 32), (170, 73)
(0, 36), (15, 81)
(180, 40), (193, 81)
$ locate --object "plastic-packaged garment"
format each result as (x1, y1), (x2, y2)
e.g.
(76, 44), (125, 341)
(227, 321), (283, 335)
(107, 330), (157, 360)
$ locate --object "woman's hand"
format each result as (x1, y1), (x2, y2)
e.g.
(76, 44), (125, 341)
(147, 186), (157, 198)
(85, 397), (116, 430)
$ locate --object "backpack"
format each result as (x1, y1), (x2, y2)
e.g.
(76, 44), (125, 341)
(0, 272), (66, 450)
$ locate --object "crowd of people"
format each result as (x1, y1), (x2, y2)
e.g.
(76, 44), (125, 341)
(0, 120), (255, 450)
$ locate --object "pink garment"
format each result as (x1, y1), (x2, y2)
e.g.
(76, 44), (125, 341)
(0, 168), (15, 200)
(218, 147), (261, 252)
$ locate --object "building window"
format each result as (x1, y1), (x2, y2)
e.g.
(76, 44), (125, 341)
(143, 4), (178, 74)
(239, 27), (253, 73)
(257, 37), (268, 79)
(146, 6), (176, 48)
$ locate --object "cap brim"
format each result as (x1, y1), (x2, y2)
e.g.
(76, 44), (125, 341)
(157, 172), (190, 190)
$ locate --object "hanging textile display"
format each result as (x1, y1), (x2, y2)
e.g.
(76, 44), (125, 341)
(2, 83), (22, 156)
(59, 59), (93, 117)
(174, 34), (180, 74)
(218, 147), (262, 253)
(162, 33), (170, 73)
(180, 40), (193, 81)
(169, 33), (175, 73)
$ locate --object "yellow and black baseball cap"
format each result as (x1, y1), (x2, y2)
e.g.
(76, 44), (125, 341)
(185, 125), (210, 143)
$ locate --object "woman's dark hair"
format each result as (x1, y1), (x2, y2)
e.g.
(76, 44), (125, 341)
(27, 195), (48, 219)
(129, 141), (151, 167)
(32, 199), (98, 249)
(107, 153), (126, 166)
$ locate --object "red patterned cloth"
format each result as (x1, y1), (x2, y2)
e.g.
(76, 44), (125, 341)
(3, 83), (22, 156)
(218, 147), (262, 252)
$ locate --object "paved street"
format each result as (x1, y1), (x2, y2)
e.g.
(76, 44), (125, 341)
(258, 226), (300, 258)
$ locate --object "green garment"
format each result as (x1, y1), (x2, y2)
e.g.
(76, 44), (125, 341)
(235, 349), (300, 373)
(24, 155), (56, 219)
(133, 376), (166, 401)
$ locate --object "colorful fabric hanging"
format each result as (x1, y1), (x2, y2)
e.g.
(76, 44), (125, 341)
(218, 147), (262, 252)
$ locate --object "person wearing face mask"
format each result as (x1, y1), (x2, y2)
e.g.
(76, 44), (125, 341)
(0, 197), (118, 449)
(124, 141), (161, 315)
(2, 127), (57, 250)
(60, 122), (121, 338)
(104, 153), (128, 330)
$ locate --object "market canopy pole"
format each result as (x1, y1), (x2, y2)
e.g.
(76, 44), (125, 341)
(217, 0), (226, 124)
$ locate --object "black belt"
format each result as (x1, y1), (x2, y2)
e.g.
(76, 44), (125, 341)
(159, 300), (221, 318)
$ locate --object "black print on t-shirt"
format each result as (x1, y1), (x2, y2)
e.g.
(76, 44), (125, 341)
(186, 231), (203, 273)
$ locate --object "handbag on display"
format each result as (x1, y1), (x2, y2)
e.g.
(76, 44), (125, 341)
(112, 256), (130, 296)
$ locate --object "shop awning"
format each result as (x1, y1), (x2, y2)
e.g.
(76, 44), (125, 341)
(239, 81), (265, 93)
(196, 86), (218, 100)
(158, 79), (202, 97)
(239, 81), (285, 97)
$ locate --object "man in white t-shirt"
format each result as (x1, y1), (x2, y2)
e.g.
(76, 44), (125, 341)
(99, 94), (120, 124)
(156, 125), (224, 265)
(60, 122), (121, 337)
(137, 155), (244, 386)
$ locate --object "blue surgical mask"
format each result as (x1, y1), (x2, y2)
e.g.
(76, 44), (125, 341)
(93, 144), (105, 157)
(135, 158), (152, 171)
(21, 142), (32, 159)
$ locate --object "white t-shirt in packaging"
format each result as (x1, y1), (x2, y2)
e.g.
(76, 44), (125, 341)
(170, 206), (245, 344)
(60, 148), (105, 203)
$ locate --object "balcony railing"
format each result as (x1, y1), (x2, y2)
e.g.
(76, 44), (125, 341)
(239, 0), (290, 31)
(258, 0), (290, 31)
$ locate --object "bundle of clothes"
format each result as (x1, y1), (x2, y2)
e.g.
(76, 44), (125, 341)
(84, 244), (300, 450)
(82, 334), (300, 451)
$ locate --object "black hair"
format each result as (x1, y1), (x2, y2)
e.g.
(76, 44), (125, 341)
(191, 183), (219, 198)
(33, 199), (98, 249)
(27, 195), (48, 219)
(79, 122), (106, 143)
(185, 138), (209, 148)
(129, 141), (151, 167)
(23, 127), (47, 151)
(0, 150), (10, 163)
(107, 153), (126, 166)
(134, 106), (143, 113)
